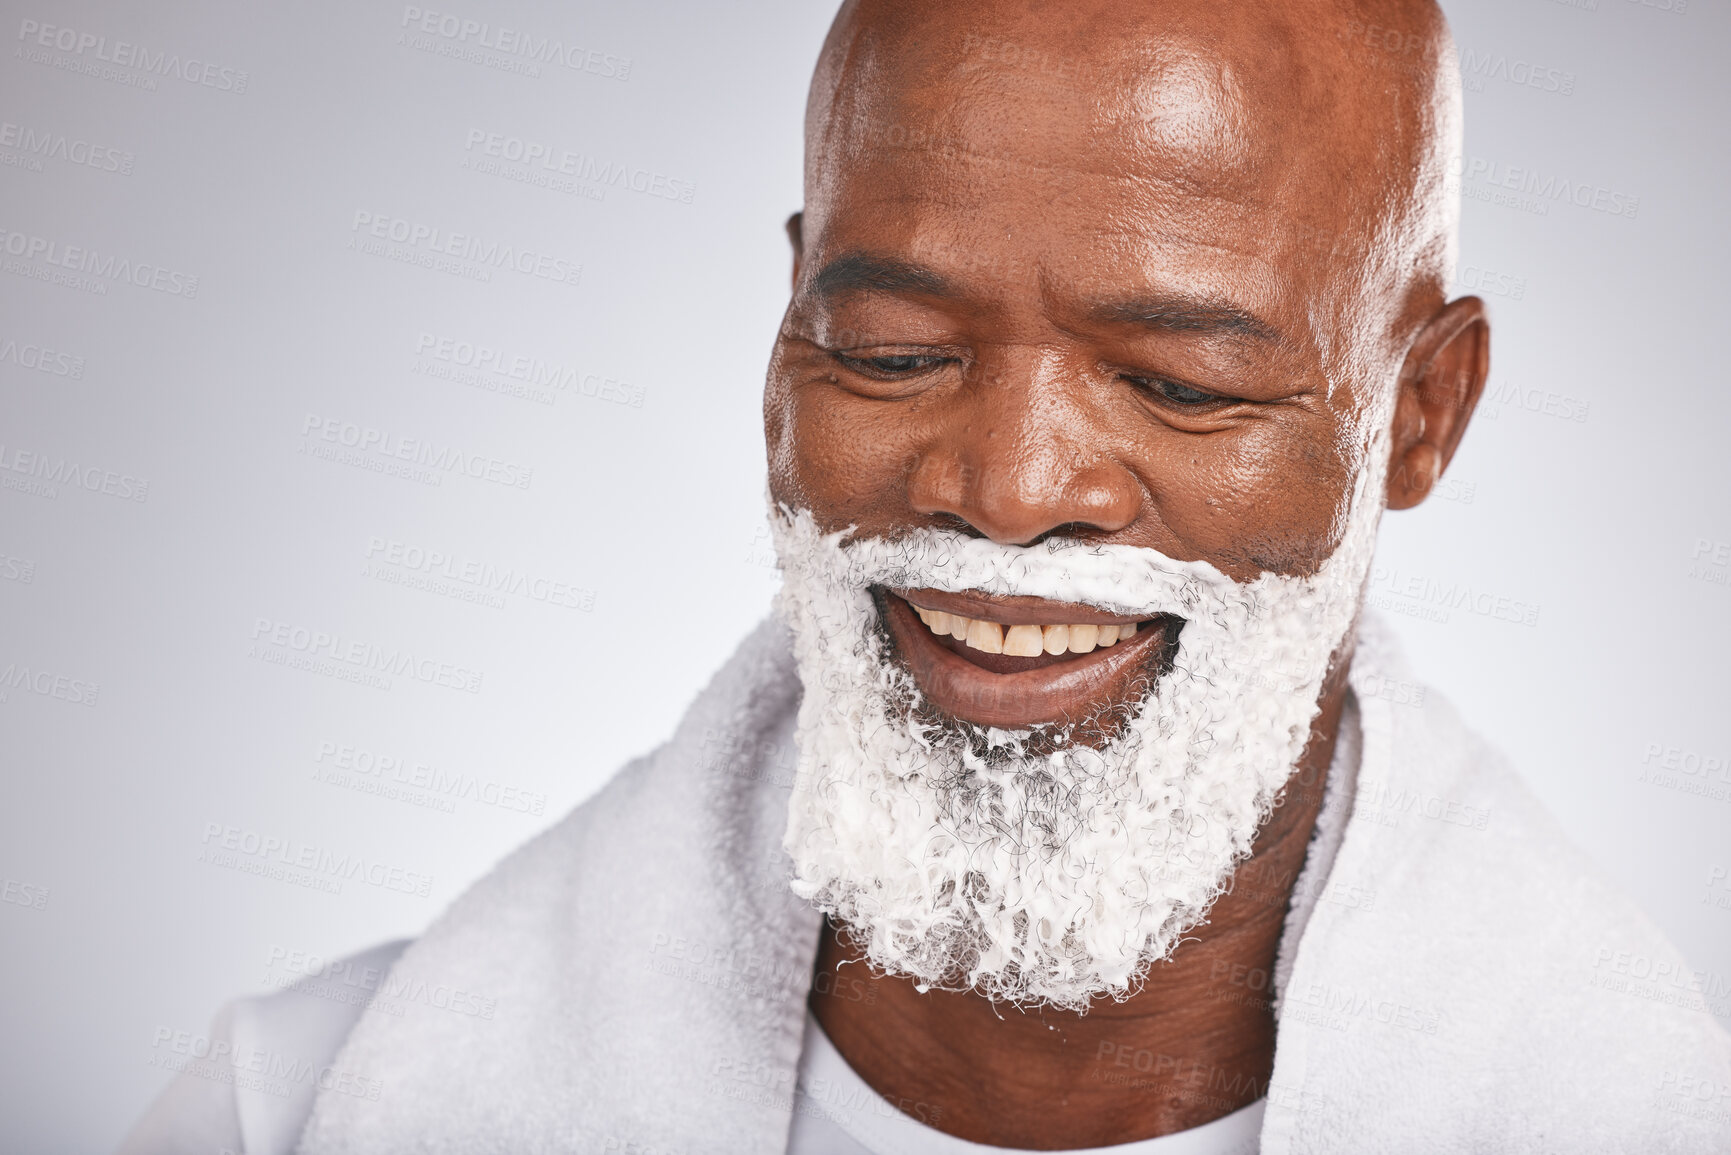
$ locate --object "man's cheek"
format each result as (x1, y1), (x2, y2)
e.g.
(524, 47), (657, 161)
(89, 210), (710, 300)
(1135, 429), (1350, 579)
(781, 385), (921, 529)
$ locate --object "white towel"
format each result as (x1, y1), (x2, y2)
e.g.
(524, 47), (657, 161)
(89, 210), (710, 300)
(297, 614), (819, 1153)
(1262, 620), (1731, 1151)
(145, 612), (1731, 1152)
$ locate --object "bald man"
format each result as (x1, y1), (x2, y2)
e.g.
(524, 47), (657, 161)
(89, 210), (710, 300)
(122, 2), (1731, 1153)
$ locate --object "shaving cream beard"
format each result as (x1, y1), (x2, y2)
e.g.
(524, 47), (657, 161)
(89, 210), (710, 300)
(773, 460), (1382, 1009)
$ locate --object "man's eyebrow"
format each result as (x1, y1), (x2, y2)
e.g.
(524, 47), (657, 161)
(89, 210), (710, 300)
(1089, 295), (1281, 344)
(810, 252), (956, 300)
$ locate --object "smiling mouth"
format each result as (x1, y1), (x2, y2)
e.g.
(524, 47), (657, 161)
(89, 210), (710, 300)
(880, 587), (1181, 729)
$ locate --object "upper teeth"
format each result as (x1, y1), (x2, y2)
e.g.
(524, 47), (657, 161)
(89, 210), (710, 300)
(913, 607), (1138, 657)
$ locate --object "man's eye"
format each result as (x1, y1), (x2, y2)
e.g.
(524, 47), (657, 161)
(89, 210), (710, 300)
(1124, 375), (1224, 406)
(836, 352), (948, 377)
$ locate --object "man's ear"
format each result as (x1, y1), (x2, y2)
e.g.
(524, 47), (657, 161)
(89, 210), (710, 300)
(1386, 296), (1490, 510)
(786, 211), (804, 291)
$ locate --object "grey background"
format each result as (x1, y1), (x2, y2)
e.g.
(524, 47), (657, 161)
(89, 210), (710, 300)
(0, 0), (1725, 1149)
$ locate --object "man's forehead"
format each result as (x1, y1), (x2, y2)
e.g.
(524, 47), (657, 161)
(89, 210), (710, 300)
(814, 22), (1283, 203)
(803, 0), (1457, 339)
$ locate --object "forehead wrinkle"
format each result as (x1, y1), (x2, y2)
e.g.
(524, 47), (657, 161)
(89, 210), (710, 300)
(836, 65), (1258, 205)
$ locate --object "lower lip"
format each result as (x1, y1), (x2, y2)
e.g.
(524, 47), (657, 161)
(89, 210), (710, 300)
(880, 593), (1172, 729)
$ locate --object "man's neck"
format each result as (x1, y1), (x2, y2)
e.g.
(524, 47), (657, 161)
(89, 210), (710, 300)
(808, 675), (1348, 1149)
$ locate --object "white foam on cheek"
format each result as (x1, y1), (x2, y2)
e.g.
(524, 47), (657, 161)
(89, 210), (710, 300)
(771, 432), (1387, 1011)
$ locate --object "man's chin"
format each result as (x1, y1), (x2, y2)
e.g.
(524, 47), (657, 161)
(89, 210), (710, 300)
(878, 587), (1182, 730)
(825, 913), (1155, 1012)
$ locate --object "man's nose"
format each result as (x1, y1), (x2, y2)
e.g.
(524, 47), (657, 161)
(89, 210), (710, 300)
(905, 352), (1142, 546)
